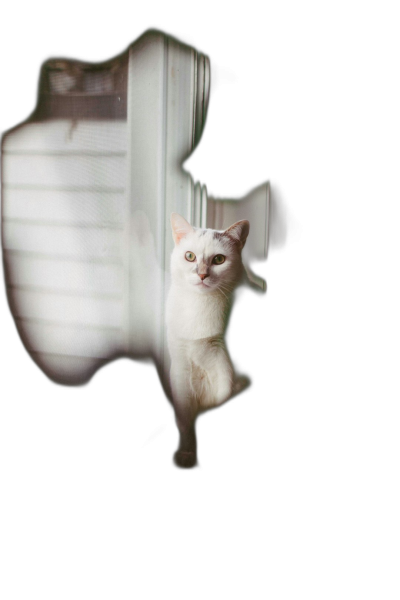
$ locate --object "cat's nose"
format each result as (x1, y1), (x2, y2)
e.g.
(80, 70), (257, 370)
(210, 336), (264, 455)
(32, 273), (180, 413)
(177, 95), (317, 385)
(199, 273), (209, 280)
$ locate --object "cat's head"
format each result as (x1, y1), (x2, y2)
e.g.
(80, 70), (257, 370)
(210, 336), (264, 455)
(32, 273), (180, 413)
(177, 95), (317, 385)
(170, 213), (249, 293)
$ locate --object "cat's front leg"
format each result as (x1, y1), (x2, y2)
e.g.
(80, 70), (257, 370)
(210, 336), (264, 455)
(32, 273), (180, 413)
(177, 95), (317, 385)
(170, 354), (198, 468)
(213, 353), (234, 406)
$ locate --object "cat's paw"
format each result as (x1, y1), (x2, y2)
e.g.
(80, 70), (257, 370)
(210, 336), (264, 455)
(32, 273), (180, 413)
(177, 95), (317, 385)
(233, 375), (251, 396)
(174, 450), (197, 468)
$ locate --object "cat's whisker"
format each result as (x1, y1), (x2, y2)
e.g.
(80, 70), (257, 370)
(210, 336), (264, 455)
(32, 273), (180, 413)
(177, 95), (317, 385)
(217, 282), (234, 297)
(219, 282), (234, 292)
(216, 284), (233, 301)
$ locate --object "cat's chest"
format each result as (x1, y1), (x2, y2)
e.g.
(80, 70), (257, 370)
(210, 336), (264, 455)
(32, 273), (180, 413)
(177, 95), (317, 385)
(167, 286), (226, 340)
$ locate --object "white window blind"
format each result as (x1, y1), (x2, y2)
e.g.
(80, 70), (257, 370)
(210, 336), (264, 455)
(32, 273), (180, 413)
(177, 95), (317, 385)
(2, 31), (208, 385)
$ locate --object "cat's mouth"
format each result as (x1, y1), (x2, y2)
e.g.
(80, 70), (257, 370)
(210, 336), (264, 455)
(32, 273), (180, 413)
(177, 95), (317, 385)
(195, 280), (211, 289)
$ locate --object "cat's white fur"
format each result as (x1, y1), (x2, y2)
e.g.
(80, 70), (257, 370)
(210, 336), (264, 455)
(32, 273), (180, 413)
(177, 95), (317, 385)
(166, 213), (249, 462)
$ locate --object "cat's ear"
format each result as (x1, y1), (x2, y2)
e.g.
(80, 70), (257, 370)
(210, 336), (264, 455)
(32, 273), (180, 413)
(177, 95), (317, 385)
(223, 220), (250, 249)
(170, 213), (193, 245)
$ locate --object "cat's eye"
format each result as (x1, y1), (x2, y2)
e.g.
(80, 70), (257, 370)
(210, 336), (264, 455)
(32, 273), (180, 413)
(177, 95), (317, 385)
(212, 254), (225, 265)
(185, 251), (196, 262)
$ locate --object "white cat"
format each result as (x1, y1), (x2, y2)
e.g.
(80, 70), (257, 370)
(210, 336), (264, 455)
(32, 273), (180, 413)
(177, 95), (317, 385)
(166, 212), (250, 467)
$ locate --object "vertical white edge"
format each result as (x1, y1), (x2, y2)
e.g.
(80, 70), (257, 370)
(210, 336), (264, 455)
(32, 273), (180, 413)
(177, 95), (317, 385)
(125, 47), (134, 354)
(127, 34), (166, 358)
(125, 31), (209, 394)
(157, 37), (168, 367)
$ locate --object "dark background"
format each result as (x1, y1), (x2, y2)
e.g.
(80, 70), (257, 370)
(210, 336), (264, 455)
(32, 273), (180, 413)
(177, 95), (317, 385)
(1, 5), (374, 527)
